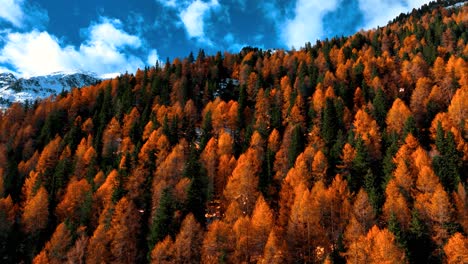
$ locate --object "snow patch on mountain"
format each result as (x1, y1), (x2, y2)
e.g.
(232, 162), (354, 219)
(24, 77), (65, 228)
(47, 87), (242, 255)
(0, 71), (100, 108)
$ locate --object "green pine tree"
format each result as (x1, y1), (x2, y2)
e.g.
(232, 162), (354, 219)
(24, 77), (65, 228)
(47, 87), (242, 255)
(148, 187), (176, 253)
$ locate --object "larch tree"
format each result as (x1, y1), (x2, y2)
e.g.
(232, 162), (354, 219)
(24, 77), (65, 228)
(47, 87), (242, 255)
(107, 196), (141, 264)
(172, 213), (203, 263)
(36, 222), (72, 264)
(447, 84), (467, 130)
(233, 216), (253, 263)
(201, 137), (218, 196)
(86, 224), (110, 264)
(353, 109), (381, 158)
(258, 229), (288, 264)
(202, 220), (235, 264)
(65, 228), (88, 264)
(427, 184), (452, 246)
(250, 195), (274, 259)
(410, 77), (432, 125)
(324, 175), (351, 248)
(386, 98), (412, 136)
(383, 180), (411, 230)
(344, 226), (406, 264)
(311, 150), (328, 183)
(224, 134), (263, 215)
(56, 177), (92, 225)
(36, 136), (62, 176)
(453, 183), (468, 233)
(151, 140), (187, 211)
(443, 232), (468, 264)
(353, 188), (375, 234)
(102, 117), (122, 158)
(0, 194), (16, 259)
(22, 186), (49, 234)
(150, 236), (173, 264)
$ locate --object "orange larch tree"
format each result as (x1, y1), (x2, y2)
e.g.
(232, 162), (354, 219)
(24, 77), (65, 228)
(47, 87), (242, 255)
(171, 213), (203, 263)
(386, 98), (412, 136)
(56, 177), (92, 224)
(22, 186), (49, 234)
(443, 232), (468, 264)
(107, 196), (140, 264)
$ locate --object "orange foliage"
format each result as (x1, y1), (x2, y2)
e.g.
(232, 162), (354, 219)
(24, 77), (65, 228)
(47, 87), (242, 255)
(386, 98), (412, 135)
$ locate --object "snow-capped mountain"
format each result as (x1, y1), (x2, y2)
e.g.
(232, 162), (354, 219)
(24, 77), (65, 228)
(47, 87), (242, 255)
(0, 71), (100, 108)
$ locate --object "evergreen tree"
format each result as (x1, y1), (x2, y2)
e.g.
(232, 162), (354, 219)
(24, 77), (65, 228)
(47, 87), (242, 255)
(322, 98), (338, 146)
(372, 88), (388, 128)
(185, 147), (208, 225)
(382, 132), (399, 187)
(349, 137), (370, 193)
(364, 168), (381, 215)
(433, 123), (461, 192)
(402, 116), (418, 140)
(148, 188), (176, 254)
(288, 125), (304, 168)
(407, 209), (434, 264)
(200, 111), (213, 150)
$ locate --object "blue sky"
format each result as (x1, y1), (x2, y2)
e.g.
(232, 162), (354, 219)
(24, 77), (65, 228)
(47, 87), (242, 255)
(0, 0), (430, 78)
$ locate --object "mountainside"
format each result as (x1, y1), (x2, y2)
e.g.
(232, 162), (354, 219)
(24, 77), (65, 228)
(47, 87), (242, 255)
(0, 72), (100, 107)
(0, 1), (467, 264)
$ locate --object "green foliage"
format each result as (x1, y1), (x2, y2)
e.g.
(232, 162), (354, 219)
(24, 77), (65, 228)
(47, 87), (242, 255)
(407, 209), (435, 264)
(200, 111), (213, 150)
(0, 4), (466, 262)
(372, 88), (388, 128)
(433, 124), (461, 192)
(288, 125), (304, 168)
(148, 187), (176, 252)
(349, 137), (370, 193)
(321, 98), (337, 146)
(185, 147), (208, 225)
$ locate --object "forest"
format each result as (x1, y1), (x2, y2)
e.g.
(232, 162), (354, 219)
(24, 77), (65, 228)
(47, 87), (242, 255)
(0, 1), (467, 263)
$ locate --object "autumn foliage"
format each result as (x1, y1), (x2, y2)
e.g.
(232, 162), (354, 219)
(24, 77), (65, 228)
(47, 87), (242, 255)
(0, 2), (467, 263)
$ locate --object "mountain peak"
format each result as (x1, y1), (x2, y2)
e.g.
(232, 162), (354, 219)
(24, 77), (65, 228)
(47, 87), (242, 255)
(0, 71), (101, 108)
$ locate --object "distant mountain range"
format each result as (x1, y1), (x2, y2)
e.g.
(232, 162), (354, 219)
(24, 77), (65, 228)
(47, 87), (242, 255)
(0, 71), (101, 108)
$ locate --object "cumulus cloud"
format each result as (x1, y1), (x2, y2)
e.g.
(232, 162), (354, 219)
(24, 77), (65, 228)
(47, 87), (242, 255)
(0, 0), (48, 29)
(180, 0), (220, 43)
(280, 0), (431, 49)
(156, 0), (221, 45)
(358, 0), (430, 29)
(0, 17), (156, 78)
(0, 0), (24, 27)
(147, 49), (160, 65)
(282, 0), (339, 49)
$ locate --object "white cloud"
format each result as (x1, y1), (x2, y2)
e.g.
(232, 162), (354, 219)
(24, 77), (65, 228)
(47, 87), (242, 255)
(180, 0), (219, 43)
(156, 0), (178, 8)
(282, 0), (339, 48)
(0, 0), (25, 27)
(86, 18), (141, 49)
(279, 0), (432, 49)
(0, 0), (48, 29)
(154, 0), (222, 45)
(358, 0), (431, 29)
(147, 49), (160, 65)
(0, 17), (157, 78)
(222, 33), (264, 53)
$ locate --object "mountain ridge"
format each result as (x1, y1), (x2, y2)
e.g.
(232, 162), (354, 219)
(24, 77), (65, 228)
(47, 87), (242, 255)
(0, 71), (100, 108)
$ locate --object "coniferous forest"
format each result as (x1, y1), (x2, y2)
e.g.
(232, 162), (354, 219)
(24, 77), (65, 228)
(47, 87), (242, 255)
(0, 1), (467, 263)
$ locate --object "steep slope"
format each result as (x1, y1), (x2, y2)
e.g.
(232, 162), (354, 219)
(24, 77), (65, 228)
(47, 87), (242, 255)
(0, 2), (466, 264)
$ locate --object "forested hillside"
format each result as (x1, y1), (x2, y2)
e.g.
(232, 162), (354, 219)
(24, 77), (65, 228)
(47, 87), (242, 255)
(0, 2), (467, 263)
